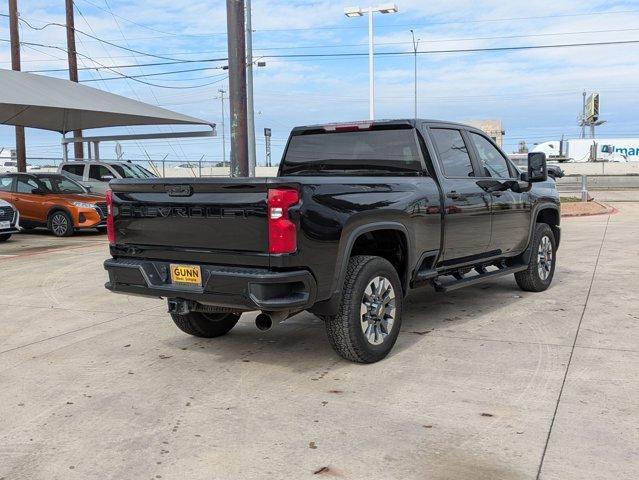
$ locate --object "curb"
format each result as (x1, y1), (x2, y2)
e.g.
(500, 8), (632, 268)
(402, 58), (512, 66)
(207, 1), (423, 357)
(561, 201), (616, 218)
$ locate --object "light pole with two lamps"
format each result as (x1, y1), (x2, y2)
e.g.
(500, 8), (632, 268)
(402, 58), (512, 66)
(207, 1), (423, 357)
(344, 3), (399, 120)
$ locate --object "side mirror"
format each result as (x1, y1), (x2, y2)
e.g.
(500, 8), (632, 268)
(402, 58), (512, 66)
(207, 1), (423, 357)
(31, 188), (45, 195)
(526, 152), (547, 183)
(85, 186), (93, 193)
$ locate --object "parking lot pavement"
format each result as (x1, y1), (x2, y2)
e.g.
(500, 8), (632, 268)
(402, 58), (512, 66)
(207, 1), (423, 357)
(0, 204), (637, 480)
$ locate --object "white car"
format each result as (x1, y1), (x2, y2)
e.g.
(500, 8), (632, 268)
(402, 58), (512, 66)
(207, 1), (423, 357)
(0, 197), (20, 242)
(0, 161), (42, 173)
(58, 161), (157, 194)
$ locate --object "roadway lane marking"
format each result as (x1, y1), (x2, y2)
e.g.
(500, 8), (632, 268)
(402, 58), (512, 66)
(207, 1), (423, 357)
(0, 242), (105, 260)
(535, 213), (611, 480)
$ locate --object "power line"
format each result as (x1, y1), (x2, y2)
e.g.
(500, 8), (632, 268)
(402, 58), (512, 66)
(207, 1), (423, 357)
(81, 69), (229, 82)
(0, 12), (195, 62)
(0, 37), (228, 88)
(18, 37), (639, 76)
(75, 0), (181, 37)
(12, 25), (639, 54)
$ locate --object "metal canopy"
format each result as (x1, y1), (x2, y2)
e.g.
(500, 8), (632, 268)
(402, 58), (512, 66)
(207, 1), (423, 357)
(0, 69), (212, 133)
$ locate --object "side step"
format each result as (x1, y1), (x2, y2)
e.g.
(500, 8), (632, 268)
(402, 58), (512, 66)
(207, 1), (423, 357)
(431, 264), (527, 293)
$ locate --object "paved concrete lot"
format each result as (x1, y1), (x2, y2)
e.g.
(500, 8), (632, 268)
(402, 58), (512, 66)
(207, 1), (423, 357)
(1, 205), (637, 480)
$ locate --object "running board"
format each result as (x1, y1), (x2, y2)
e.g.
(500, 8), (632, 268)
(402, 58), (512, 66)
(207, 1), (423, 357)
(431, 264), (527, 293)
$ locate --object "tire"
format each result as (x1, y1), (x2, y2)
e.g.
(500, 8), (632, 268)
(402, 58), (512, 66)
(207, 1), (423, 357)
(48, 211), (74, 237)
(170, 312), (240, 338)
(325, 255), (403, 363)
(0, 233), (11, 242)
(515, 223), (556, 292)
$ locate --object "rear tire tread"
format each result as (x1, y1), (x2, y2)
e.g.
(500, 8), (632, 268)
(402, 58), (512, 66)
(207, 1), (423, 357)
(325, 255), (402, 363)
(171, 312), (240, 338)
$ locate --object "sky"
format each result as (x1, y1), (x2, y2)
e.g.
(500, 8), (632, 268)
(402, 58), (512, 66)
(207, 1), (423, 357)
(1, 0), (639, 167)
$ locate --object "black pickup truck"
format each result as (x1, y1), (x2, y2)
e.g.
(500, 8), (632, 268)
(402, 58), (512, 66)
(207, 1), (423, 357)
(104, 120), (560, 363)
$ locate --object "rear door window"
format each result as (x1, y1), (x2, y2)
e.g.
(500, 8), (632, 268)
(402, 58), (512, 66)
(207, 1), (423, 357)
(61, 164), (85, 180)
(16, 177), (39, 194)
(430, 128), (475, 178)
(89, 165), (114, 181)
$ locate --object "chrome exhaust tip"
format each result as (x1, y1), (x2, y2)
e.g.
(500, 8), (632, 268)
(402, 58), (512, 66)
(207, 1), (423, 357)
(255, 311), (291, 331)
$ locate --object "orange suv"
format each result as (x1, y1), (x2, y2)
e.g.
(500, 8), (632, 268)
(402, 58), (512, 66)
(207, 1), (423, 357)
(0, 173), (107, 237)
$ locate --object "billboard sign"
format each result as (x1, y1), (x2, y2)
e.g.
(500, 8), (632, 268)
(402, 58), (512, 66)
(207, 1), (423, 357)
(586, 93), (599, 122)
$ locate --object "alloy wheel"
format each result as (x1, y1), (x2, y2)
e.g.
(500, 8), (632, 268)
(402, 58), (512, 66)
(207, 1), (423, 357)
(537, 235), (553, 280)
(51, 213), (69, 236)
(360, 276), (396, 345)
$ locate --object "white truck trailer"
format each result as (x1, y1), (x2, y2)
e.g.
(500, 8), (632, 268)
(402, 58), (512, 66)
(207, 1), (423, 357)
(532, 138), (639, 162)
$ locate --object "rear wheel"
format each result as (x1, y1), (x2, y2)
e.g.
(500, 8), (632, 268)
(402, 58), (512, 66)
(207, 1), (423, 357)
(0, 233), (11, 242)
(324, 255), (403, 363)
(170, 312), (240, 338)
(515, 223), (556, 292)
(48, 211), (74, 237)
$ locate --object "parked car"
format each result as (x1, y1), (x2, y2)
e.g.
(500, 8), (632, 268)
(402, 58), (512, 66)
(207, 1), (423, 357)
(0, 173), (107, 237)
(104, 119), (560, 363)
(510, 156), (565, 180)
(1, 160), (42, 173)
(0, 197), (20, 242)
(59, 161), (157, 194)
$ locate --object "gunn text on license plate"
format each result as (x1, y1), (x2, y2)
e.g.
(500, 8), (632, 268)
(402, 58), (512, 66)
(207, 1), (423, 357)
(170, 264), (202, 286)
(0, 221), (9, 230)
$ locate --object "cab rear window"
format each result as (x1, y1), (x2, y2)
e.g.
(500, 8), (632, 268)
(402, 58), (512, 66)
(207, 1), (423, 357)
(280, 128), (424, 176)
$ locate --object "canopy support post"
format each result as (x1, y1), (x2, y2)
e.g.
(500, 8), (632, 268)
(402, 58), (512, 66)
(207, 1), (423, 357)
(62, 134), (68, 162)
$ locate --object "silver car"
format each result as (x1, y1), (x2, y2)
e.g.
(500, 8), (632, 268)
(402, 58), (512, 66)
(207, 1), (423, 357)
(58, 161), (157, 194)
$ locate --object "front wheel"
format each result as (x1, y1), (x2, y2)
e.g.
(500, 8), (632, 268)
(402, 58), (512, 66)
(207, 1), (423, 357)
(325, 255), (403, 363)
(0, 233), (11, 242)
(48, 211), (74, 237)
(171, 312), (240, 338)
(515, 223), (556, 292)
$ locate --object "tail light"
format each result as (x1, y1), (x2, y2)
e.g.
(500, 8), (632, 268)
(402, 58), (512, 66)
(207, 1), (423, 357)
(268, 188), (299, 254)
(105, 189), (115, 245)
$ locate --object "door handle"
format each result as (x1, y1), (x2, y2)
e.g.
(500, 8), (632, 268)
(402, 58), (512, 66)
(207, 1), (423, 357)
(447, 192), (461, 200)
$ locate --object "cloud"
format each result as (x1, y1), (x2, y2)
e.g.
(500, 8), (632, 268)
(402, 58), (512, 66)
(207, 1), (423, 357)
(1, 0), (638, 159)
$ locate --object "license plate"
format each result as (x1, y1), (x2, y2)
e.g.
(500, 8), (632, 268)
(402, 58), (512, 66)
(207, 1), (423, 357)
(0, 221), (9, 230)
(170, 264), (202, 286)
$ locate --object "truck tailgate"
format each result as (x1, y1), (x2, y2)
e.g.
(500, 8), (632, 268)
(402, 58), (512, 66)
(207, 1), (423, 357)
(110, 178), (268, 253)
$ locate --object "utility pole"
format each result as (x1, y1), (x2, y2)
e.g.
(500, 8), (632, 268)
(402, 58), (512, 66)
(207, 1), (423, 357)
(410, 29), (420, 119)
(580, 91), (586, 139)
(218, 89), (227, 166)
(226, 0), (249, 177)
(245, 0), (256, 177)
(65, 0), (83, 159)
(8, 0), (26, 173)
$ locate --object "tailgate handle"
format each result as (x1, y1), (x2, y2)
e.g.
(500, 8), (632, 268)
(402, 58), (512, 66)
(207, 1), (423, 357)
(165, 185), (193, 197)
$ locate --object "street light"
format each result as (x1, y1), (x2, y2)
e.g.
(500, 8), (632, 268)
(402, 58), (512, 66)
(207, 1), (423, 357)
(344, 3), (399, 120)
(410, 29), (420, 119)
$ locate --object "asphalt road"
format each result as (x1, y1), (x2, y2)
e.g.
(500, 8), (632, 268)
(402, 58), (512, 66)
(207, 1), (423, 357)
(0, 204), (637, 480)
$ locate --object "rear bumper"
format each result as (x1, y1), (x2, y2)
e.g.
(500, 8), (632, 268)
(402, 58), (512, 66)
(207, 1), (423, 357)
(104, 257), (317, 312)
